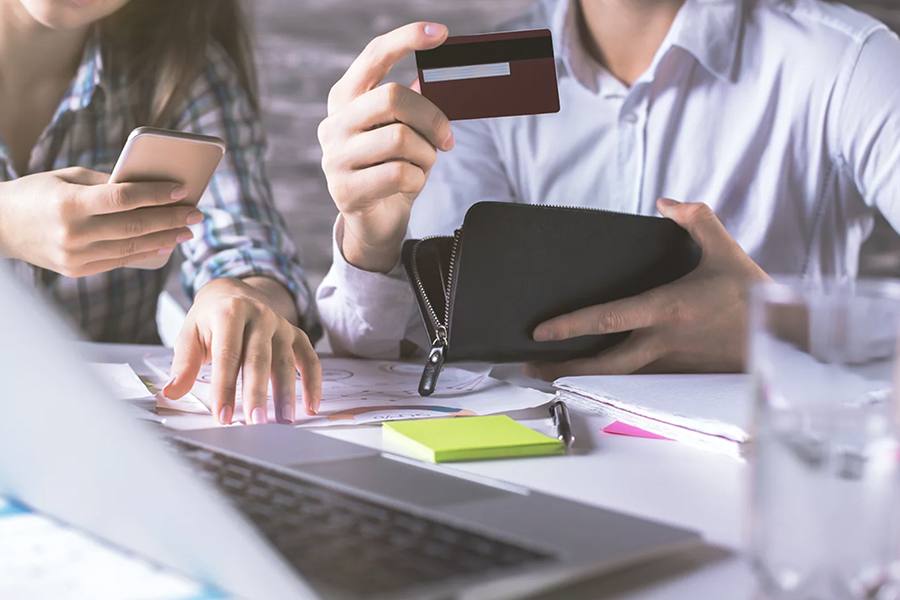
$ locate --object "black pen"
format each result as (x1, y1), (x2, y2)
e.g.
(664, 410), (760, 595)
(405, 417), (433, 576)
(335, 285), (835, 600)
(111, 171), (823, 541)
(549, 400), (575, 448)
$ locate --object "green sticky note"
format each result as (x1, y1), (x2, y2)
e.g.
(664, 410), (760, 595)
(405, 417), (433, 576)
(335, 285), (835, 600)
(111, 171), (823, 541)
(383, 415), (565, 463)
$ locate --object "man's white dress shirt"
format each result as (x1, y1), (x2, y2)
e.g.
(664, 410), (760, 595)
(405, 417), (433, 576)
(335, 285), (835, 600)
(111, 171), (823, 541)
(317, 0), (900, 358)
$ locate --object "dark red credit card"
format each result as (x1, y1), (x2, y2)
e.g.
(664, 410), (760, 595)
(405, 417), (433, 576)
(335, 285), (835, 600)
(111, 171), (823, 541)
(415, 29), (560, 121)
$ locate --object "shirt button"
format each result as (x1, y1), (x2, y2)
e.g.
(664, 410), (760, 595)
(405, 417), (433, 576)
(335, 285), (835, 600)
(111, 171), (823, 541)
(623, 113), (638, 125)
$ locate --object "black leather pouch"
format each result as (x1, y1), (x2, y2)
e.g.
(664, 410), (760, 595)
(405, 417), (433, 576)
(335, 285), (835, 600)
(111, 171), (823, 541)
(402, 202), (702, 395)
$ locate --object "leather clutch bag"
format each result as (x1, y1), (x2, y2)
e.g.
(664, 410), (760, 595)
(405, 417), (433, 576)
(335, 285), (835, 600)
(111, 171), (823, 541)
(401, 202), (702, 395)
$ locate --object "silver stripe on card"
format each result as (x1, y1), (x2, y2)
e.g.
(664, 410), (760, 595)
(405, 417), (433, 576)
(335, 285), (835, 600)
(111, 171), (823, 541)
(421, 62), (512, 83)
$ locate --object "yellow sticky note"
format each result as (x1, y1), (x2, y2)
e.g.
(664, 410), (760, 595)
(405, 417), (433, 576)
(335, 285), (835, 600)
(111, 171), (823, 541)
(383, 415), (564, 463)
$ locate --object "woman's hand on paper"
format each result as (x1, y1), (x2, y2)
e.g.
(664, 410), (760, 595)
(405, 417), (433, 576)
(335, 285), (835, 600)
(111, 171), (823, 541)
(318, 22), (454, 273)
(0, 167), (199, 276)
(162, 277), (322, 425)
(528, 199), (770, 380)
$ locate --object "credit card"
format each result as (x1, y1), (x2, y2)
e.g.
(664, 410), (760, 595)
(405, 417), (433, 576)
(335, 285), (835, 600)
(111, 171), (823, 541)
(415, 29), (560, 121)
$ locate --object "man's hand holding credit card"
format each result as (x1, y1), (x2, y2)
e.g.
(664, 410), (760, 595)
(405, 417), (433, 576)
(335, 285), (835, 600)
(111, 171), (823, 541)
(416, 29), (560, 121)
(319, 22), (560, 275)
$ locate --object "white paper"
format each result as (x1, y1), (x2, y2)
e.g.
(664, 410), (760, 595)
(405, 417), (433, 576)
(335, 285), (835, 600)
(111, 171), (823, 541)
(555, 374), (752, 443)
(145, 352), (551, 427)
(88, 363), (153, 401)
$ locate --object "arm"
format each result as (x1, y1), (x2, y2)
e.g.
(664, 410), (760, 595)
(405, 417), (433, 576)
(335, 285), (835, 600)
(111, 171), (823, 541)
(832, 28), (900, 231)
(316, 23), (515, 359)
(162, 44), (321, 424)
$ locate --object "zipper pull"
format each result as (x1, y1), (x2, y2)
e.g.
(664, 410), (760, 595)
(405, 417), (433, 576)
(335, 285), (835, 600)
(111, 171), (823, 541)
(419, 326), (447, 397)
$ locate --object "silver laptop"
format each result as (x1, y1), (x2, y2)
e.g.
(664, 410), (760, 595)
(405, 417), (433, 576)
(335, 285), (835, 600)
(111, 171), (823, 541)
(0, 268), (699, 599)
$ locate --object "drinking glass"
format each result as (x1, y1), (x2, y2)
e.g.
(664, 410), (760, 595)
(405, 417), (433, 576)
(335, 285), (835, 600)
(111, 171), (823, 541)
(748, 278), (900, 599)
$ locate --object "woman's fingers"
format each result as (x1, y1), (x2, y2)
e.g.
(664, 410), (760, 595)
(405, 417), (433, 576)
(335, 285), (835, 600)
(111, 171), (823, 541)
(241, 326), (273, 425)
(271, 331), (298, 424)
(74, 249), (168, 277)
(88, 205), (204, 241)
(209, 313), (246, 425)
(75, 180), (187, 215)
(164, 326), (206, 400)
(78, 227), (193, 263)
(292, 329), (322, 415)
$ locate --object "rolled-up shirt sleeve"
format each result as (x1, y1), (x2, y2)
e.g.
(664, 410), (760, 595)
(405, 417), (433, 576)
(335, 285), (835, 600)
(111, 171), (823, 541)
(834, 28), (900, 232)
(316, 117), (516, 358)
(172, 44), (320, 338)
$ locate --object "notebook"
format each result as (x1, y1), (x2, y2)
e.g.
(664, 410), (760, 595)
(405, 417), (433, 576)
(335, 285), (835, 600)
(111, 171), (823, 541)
(382, 416), (565, 463)
(554, 374), (752, 459)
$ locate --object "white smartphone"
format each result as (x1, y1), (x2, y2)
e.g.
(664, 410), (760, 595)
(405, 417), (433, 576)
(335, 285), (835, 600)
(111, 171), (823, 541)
(109, 126), (226, 270)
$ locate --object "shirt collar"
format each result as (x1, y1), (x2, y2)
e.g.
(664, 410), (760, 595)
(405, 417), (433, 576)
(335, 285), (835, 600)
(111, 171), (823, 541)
(667, 0), (742, 83)
(548, 0), (742, 93)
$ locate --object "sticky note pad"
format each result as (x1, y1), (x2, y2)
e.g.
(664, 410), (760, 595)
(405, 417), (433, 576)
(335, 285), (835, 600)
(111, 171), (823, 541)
(383, 415), (564, 463)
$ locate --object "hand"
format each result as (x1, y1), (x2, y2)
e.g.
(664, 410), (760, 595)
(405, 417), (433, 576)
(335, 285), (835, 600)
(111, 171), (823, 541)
(318, 22), (455, 273)
(163, 278), (322, 425)
(0, 167), (202, 277)
(528, 199), (770, 379)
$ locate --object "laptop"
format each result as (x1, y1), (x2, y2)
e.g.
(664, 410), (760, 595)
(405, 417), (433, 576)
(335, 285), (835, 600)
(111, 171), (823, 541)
(0, 268), (699, 599)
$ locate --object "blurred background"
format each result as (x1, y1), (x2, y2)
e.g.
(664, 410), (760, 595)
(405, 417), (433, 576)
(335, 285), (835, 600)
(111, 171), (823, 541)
(251, 0), (900, 290)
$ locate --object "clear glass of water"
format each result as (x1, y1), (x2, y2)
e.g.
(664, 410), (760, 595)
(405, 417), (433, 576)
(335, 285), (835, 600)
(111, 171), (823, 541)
(748, 278), (900, 599)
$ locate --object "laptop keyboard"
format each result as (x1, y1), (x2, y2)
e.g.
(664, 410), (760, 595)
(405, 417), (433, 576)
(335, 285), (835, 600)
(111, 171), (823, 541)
(172, 439), (551, 596)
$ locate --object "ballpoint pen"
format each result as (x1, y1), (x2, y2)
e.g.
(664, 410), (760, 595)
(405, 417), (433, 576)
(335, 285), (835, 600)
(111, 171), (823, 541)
(549, 400), (575, 448)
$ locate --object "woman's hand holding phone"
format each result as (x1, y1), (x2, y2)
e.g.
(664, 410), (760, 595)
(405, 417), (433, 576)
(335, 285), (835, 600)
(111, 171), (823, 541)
(0, 166), (202, 277)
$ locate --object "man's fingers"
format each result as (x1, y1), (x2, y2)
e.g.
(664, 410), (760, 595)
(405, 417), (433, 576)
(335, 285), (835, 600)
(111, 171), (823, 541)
(657, 198), (732, 250)
(338, 122), (438, 172)
(292, 330), (322, 415)
(209, 314), (246, 425)
(241, 328), (273, 425)
(76, 181), (187, 215)
(337, 83), (453, 151)
(533, 290), (673, 342)
(330, 22), (448, 110)
(528, 332), (664, 380)
(340, 162), (426, 211)
(89, 205), (203, 241)
(271, 331), (297, 424)
(164, 326), (206, 401)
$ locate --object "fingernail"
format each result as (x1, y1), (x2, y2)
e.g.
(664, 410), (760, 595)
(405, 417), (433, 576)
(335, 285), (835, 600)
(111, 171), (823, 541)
(162, 376), (176, 396)
(277, 402), (294, 425)
(186, 210), (203, 225)
(657, 198), (679, 209)
(218, 404), (233, 425)
(533, 326), (554, 342)
(423, 23), (445, 37)
(251, 407), (267, 425)
(442, 129), (455, 151)
(157, 245), (174, 255)
(176, 231), (193, 243)
(171, 186), (188, 201)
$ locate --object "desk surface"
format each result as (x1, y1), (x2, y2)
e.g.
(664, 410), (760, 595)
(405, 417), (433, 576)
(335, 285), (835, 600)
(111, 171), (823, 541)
(79, 343), (754, 599)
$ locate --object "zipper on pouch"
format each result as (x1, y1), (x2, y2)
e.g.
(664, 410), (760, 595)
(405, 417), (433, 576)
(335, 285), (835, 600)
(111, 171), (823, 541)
(411, 230), (462, 396)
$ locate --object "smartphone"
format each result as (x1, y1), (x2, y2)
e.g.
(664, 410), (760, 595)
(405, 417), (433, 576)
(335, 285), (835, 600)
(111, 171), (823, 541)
(109, 126), (226, 270)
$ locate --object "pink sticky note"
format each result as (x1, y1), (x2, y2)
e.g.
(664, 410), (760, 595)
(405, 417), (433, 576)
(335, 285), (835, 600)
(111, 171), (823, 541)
(603, 421), (671, 441)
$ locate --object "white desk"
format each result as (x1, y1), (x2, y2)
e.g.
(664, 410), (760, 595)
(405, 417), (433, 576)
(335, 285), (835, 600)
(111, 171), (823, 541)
(73, 343), (755, 599)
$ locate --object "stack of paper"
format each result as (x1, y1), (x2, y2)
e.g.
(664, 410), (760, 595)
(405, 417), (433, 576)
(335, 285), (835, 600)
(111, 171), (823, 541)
(144, 352), (553, 429)
(554, 375), (752, 459)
